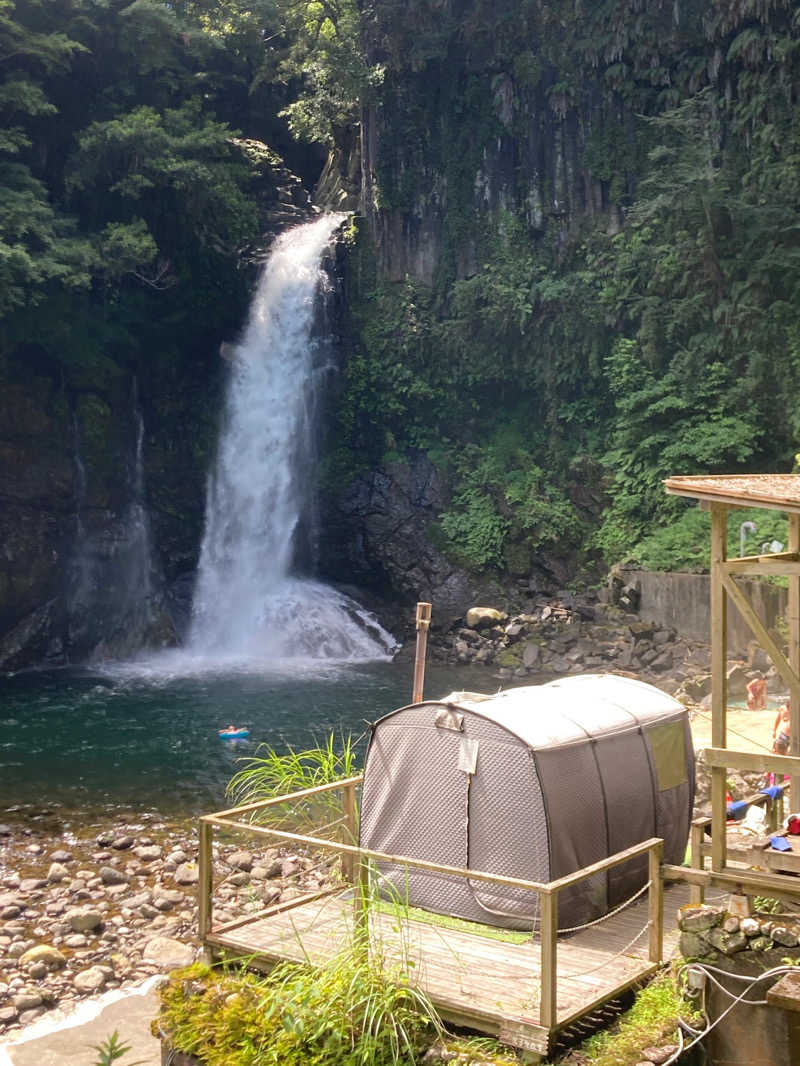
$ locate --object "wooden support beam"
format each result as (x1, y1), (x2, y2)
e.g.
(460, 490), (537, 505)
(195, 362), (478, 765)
(704, 747), (800, 775)
(212, 887), (339, 935)
(661, 863), (800, 904)
(711, 504), (728, 872)
(539, 889), (558, 1031)
(724, 557), (800, 577)
(790, 514), (800, 804)
(545, 838), (664, 892)
(662, 864), (710, 886)
(353, 854), (370, 946)
(209, 774), (364, 820)
(198, 819), (213, 941)
(412, 601), (432, 704)
(707, 866), (800, 904)
(648, 841), (663, 963)
(204, 815), (550, 893)
(728, 551), (800, 565)
(719, 573), (800, 710)
(342, 779), (357, 882)
(689, 821), (706, 904)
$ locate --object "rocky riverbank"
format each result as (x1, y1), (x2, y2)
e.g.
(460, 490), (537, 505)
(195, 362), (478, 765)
(402, 589), (709, 699)
(0, 816), (325, 1038)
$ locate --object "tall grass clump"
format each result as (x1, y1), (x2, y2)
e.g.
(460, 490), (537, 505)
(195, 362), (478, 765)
(226, 732), (359, 833)
(158, 954), (442, 1066)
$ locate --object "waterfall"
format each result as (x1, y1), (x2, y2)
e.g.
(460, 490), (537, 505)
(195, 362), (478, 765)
(67, 379), (164, 661)
(188, 215), (395, 664)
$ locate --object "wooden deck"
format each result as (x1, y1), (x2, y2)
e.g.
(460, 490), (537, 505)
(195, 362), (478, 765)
(206, 882), (692, 1057)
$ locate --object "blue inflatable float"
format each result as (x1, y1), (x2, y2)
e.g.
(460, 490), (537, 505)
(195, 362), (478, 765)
(218, 727), (250, 739)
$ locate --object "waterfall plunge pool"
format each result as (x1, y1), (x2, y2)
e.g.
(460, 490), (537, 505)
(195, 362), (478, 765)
(0, 660), (498, 828)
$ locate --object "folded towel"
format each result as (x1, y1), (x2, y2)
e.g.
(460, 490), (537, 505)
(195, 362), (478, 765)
(770, 835), (792, 852)
(760, 785), (785, 800)
(726, 800), (749, 819)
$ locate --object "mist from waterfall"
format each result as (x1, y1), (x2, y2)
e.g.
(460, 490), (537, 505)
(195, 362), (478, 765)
(188, 215), (395, 665)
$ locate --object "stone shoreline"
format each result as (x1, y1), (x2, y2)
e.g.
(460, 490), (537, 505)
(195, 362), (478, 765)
(0, 815), (324, 1038)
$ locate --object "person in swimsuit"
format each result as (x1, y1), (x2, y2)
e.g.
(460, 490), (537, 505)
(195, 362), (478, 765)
(773, 701), (791, 754)
(747, 674), (767, 710)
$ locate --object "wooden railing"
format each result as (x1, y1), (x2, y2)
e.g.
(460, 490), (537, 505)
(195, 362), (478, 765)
(199, 778), (665, 1031)
(671, 784), (790, 905)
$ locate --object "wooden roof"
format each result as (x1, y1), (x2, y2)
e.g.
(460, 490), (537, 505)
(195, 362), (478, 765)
(664, 474), (800, 514)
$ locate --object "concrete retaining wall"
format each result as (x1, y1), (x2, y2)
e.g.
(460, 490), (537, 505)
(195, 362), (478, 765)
(620, 570), (787, 657)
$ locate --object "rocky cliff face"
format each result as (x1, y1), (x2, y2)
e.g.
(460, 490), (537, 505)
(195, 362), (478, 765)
(318, 452), (506, 629)
(0, 352), (183, 670)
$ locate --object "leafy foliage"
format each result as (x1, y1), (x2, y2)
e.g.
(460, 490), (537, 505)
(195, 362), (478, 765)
(158, 957), (441, 1066)
(439, 437), (579, 572)
(329, 0), (800, 574)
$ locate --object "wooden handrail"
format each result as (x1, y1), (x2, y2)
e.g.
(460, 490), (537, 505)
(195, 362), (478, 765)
(705, 747), (800, 775)
(207, 774), (364, 820)
(203, 815), (551, 892)
(201, 788), (667, 1033)
(546, 838), (662, 892)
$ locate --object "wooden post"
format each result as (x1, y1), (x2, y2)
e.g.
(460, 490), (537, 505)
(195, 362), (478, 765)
(690, 821), (706, 904)
(710, 504), (728, 872)
(539, 889), (558, 1030)
(789, 514), (800, 804)
(352, 853), (371, 948)
(342, 780), (357, 882)
(198, 819), (213, 941)
(648, 840), (664, 963)
(412, 602), (432, 704)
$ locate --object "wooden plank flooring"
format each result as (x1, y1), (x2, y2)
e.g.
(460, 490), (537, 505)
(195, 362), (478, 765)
(206, 882), (694, 1055)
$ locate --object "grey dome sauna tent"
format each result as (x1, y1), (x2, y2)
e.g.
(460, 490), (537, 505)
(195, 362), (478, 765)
(359, 674), (694, 929)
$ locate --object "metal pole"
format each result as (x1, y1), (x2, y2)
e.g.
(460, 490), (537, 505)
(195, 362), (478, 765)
(412, 602), (432, 703)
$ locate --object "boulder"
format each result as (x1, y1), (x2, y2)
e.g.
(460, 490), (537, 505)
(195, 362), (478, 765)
(521, 641), (541, 668)
(65, 907), (103, 933)
(47, 862), (69, 883)
(465, 607), (505, 629)
(227, 850), (253, 872)
(678, 931), (713, 958)
(174, 863), (199, 885)
(73, 967), (107, 993)
(13, 992), (42, 1012)
(706, 927), (747, 955)
(770, 926), (799, 948)
(99, 866), (130, 886)
(134, 845), (162, 863)
(142, 936), (194, 970)
(18, 944), (66, 970)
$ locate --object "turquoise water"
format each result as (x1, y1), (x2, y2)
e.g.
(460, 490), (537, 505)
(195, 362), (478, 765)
(0, 659), (495, 823)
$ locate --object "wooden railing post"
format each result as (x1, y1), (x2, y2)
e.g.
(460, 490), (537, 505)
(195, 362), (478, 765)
(540, 889), (558, 1030)
(342, 780), (357, 882)
(648, 840), (664, 963)
(789, 514), (800, 805)
(710, 503), (728, 872)
(690, 820), (707, 904)
(412, 602), (432, 704)
(352, 852), (370, 947)
(198, 819), (213, 941)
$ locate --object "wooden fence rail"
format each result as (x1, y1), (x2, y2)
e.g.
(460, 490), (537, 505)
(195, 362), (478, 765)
(199, 780), (665, 1031)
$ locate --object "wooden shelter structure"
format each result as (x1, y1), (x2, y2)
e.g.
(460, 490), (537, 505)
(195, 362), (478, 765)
(664, 474), (800, 889)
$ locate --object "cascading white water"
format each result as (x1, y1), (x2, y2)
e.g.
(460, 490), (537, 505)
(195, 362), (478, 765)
(188, 215), (395, 664)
